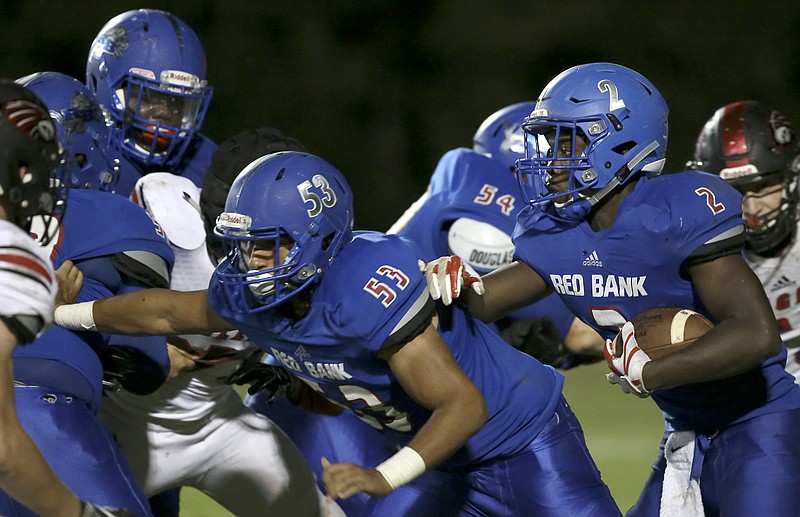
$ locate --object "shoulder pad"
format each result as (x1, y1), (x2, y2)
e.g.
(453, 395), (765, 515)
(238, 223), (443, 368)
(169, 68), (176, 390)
(132, 173), (205, 250)
(447, 217), (514, 273)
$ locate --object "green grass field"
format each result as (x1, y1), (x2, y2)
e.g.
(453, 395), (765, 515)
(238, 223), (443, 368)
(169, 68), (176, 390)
(180, 362), (665, 516)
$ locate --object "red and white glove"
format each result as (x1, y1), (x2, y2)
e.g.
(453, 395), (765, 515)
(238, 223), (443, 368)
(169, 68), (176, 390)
(604, 321), (652, 398)
(418, 256), (484, 305)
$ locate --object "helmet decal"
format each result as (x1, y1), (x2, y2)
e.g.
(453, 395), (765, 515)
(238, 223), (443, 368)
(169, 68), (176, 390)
(91, 26), (129, 60)
(4, 99), (56, 142)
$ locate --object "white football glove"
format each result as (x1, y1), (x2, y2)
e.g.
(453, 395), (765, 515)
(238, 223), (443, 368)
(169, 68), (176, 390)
(604, 321), (652, 398)
(418, 256), (484, 306)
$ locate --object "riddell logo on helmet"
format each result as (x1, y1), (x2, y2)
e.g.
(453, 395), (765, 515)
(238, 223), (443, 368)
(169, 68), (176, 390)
(720, 164), (759, 179)
(161, 70), (202, 88)
(218, 212), (252, 231)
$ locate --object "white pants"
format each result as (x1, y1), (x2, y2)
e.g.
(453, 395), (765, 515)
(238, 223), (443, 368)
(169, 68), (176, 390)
(100, 377), (343, 517)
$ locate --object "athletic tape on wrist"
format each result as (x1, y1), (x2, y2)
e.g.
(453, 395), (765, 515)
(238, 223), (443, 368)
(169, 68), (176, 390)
(374, 446), (426, 490)
(54, 301), (97, 331)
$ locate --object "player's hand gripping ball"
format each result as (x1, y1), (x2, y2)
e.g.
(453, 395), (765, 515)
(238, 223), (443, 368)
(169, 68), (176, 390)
(613, 307), (714, 360)
(605, 307), (714, 397)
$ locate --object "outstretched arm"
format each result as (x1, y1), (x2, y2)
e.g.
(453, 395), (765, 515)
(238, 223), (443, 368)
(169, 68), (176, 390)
(56, 289), (233, 336)
(424, 257), (551, 322)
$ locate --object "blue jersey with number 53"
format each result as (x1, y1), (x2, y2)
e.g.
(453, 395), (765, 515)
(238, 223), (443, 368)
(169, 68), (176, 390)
(209, 231), (562, 469)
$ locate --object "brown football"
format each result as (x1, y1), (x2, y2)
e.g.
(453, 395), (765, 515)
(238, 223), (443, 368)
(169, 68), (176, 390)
(614, 307), (714, 360)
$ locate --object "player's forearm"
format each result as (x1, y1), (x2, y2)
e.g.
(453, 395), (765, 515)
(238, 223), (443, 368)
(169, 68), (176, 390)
(644, 319), (779, 390)
(0, 429), (82, 517)
(472, 261), (549, 322)
(57, 289), (229, 336)
(405, 392), (488, 471)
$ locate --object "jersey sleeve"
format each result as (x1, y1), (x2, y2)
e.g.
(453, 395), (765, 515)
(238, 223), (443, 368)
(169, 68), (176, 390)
(646, 172), (745, 271)
(54, 190), (175, 277)
(324, 232), (436, 354)
(0, 221), (56, 342)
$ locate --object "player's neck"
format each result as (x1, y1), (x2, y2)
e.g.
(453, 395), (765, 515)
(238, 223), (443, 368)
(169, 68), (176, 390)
(586, 180), (638, 232)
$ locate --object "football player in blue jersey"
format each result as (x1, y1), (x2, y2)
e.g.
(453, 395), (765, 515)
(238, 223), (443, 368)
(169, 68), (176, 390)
(388, 101), (604, 368)
(423, 63), (800, 516)
(205, 130), (455, 517)
(3, 72), (179, 516)
(0, 78), (130, 517)
(99, 129), (345, 517)
(86, 9), (217, 195)
(689, 101), (800, 382)
(55, 151), (622, 516)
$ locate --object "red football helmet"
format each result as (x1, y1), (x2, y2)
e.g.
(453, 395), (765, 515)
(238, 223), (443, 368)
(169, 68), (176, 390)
(691, 100), (800, 255)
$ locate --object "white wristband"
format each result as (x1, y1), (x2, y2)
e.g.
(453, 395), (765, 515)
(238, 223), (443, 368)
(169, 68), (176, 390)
(54, 301), (97, 331)
(374, 446), (426, 490)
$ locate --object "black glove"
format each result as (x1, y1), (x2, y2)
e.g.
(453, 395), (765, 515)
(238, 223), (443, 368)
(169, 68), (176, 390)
(500, 317), (570, 367)
(98, 345), (167, 395)
(80, 501), (136, 517)
(224, 361), (299, 400)
(500, 317), (600, 369)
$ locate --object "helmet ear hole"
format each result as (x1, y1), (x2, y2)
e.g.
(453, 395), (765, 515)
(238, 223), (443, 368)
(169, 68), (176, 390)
(321, 233), (335, 252)
(612, 141), (636, 156)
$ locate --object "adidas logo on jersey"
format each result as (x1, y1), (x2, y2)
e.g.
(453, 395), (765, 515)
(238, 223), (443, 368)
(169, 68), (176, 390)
(771, 275), (796, 292)
(294, 345), (311, 360)
(582, 251), (603, 267)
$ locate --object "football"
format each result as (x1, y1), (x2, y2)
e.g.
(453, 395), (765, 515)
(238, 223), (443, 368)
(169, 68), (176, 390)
(614, 307), (714, 360)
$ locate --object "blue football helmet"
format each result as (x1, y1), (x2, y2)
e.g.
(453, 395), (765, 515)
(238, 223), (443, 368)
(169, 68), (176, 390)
(473, 101), (536, 172)
(0, 79), (65, 243)
(214, 151), (354, 314)
(17, 71), (128, 192)
(517, 63), (669, 221)
(86, 9), (213, 170)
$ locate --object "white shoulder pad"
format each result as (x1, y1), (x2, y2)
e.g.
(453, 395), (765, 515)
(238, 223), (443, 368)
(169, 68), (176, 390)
(447, 217), (514, 273)
(133, 173), (205, 250)
(0, 220), (56, 324)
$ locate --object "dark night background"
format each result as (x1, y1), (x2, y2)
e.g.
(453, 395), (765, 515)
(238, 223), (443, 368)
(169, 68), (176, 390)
(3, 1), (800, 231)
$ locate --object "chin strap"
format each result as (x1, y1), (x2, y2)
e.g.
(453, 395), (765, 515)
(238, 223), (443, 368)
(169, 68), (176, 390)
(563, 140), (662, 221)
